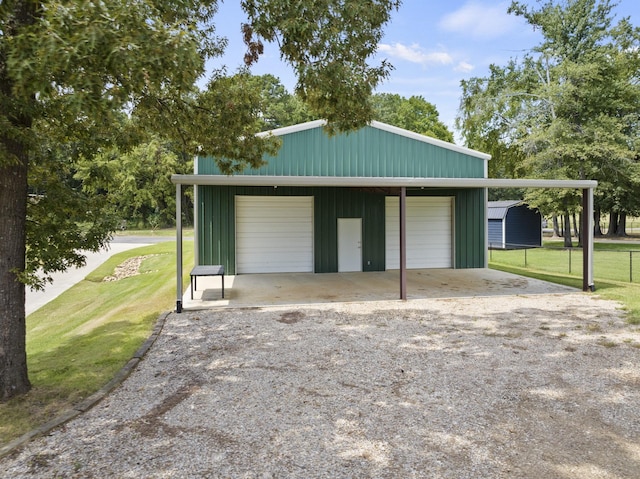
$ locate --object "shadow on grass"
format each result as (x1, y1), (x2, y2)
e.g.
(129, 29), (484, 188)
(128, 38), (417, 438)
(1, 241), (193, 447)
(0, 316), (155, 445)
(490, 263), (640, 324)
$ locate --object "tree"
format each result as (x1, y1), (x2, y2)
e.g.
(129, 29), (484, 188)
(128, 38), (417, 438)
(77, 139), (192, 230)
(247, 74), (316, 131)
(371, 93), (454, 142)
(1, 0), (400, 399)
(457, 0), (640, 244)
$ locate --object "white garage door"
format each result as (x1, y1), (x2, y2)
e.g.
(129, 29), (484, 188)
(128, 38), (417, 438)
(236, 196), (314, 273)
(386, 196), (453, 269)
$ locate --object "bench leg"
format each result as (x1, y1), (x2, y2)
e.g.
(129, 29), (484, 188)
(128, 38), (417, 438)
(221, 275), (224, 299)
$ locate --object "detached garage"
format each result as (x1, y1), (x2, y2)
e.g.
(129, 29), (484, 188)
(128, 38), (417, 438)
(191, 120), (489, 276)
(172, 119), (597, 310)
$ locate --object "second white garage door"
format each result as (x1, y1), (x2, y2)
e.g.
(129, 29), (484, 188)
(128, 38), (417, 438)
(236, 196), (314, 273)
(386, 196), (453, 269)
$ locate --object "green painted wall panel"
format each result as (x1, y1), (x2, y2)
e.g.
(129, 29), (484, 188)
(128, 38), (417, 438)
(197, 125), (486, 179)
(197, 186), (388, 274)
(197, 186), (486, 274)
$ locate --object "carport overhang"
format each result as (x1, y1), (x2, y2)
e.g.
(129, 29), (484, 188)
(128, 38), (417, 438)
(171, 174), (597, 313)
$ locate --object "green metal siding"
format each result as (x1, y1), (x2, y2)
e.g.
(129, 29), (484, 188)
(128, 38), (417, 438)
(197, 186), (386, 274)
(314, 188), (386, 273)
(197, 186), (486, 273)
(454, 189), (486, 268)
(197, 125), (485, 179)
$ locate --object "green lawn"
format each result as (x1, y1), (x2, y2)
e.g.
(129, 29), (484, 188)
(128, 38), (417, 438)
(0, 241), (193, 447)
(490, 241), (640, 325)
(490, 240), (640, 282)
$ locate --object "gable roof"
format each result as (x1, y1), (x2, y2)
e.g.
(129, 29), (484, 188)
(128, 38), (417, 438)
(198, 120), (489, 178)
(257, 120), (491, 161)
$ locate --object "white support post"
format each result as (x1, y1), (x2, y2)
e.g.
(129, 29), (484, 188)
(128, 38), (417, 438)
(484, 187), (489, 268)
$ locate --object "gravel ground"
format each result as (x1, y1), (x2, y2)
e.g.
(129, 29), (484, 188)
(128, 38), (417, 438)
(3, 293), (640, 478)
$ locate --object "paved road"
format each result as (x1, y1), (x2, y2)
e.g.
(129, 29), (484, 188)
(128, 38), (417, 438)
(25, 236), (174, 316)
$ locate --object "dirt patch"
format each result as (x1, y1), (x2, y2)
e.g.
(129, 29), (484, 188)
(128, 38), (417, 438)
(103, 255), (156, 282)
(128, 381), (202, 437)
(277, 311), (305, 324)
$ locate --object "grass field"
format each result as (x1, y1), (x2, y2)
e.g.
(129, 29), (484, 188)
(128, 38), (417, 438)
(490, 240), (640, 325)
(490, 240), (640, 283)
(0, 241), (193, 447)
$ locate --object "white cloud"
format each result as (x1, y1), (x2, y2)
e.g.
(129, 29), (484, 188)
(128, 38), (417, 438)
(439, 1), (522, 39)
(454, 61), (474, 73)
(378, 42), (453, 66)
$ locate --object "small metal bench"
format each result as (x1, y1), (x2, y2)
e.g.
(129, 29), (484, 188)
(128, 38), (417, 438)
(190, 265), (225, 299)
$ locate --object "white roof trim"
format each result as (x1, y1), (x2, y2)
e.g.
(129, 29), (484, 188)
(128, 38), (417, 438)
(255, 119), (491, 161)
(369, 121), (491, 161)
(256, 119), (327, 138)
(172, 174), (597, 190)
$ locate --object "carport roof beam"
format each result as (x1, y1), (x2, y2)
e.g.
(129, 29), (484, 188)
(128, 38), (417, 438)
(171, 175), (597, 190)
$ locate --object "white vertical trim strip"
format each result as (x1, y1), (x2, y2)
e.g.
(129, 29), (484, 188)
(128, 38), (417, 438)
(484, 188), (489, 266)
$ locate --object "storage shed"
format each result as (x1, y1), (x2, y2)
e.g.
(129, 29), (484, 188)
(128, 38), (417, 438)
(488, 200), (542, 249)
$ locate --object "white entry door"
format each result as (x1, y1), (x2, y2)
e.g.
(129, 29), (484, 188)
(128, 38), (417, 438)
(338, 218), (362, 272)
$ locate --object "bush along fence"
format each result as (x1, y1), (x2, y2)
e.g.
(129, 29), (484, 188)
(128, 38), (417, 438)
(489, 244), (640, 284)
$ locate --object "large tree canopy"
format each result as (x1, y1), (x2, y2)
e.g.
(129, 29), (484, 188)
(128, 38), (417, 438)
(371, 93), (454, 142)
(457, 0), (640, 239)
(0, 0), (401, 399)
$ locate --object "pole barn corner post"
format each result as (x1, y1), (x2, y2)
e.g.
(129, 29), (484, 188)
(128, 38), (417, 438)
(400, 186), (407, 300)
(176, 183), (183, 313)
(583, 187), (595, 292)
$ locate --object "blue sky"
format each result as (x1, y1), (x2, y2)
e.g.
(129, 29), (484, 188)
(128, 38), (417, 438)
(210, 1), (640, 141)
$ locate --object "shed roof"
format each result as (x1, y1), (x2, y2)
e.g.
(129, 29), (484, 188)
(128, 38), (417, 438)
(487, 200), (524, 220)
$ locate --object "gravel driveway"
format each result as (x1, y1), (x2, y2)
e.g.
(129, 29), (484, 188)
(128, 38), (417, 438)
(3, 293), (640, 478)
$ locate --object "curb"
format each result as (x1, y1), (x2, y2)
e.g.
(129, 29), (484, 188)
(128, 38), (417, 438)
(0, 311), (172, 459)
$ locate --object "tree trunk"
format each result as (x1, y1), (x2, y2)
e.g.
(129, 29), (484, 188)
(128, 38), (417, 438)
(0, 0), (38, 400)
(577, 213), (583, 248)
(607, 211), (618, 237)
(0, 148), (31, 400)
(594, 207), (603, 237)
(617, 213), (627, 237)
(552, 214), (561, 237)
(563, 214), (573, 247)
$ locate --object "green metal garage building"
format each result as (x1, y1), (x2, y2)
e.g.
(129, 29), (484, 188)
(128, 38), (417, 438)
(172, 119), (596, 312)
(193, 120), (489, 275)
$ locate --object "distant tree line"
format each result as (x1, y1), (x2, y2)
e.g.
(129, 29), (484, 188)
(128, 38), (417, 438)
(457, 0), (640, 245)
